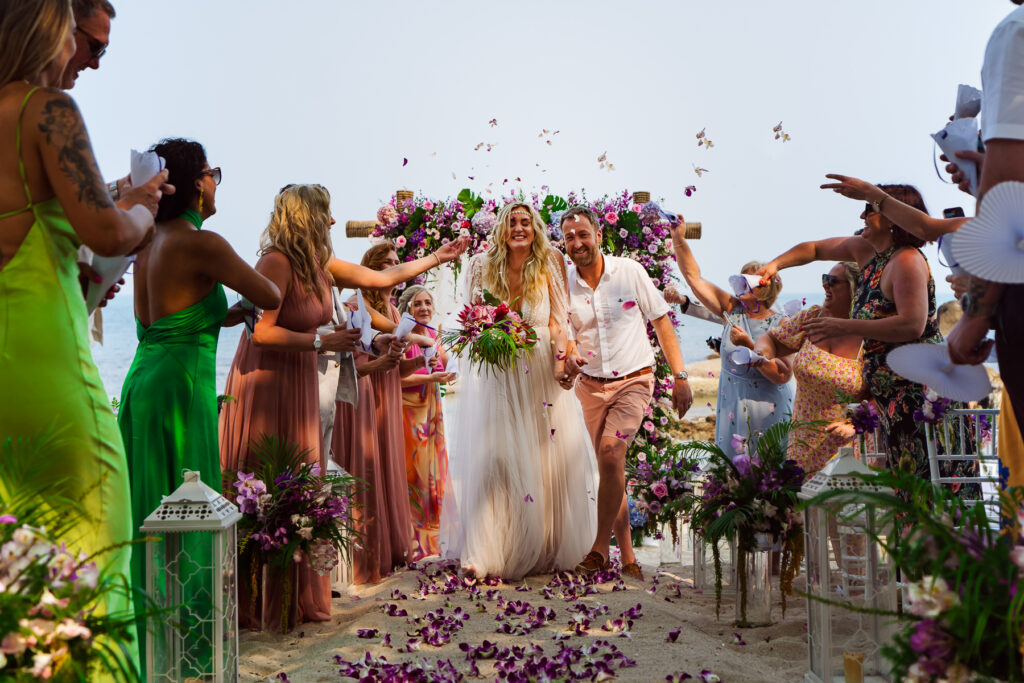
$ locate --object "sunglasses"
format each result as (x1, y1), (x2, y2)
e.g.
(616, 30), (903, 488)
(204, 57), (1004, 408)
(822, 274), (845, 288)
(199, 167), (222, 185)
(863, 202), (879, 216)
(76, 26), (108, 60)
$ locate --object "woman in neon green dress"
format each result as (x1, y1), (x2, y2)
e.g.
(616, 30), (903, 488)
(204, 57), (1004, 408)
(117, 139), (280, 673)
(0, 3), (157, 678)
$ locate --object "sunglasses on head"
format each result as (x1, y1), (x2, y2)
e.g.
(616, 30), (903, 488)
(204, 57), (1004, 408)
(199, 167), (222, 185)
(76, 26), (107, 60)
(822, 274), (844, 288)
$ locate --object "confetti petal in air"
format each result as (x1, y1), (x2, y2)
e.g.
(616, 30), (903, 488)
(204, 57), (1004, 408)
(474, 142), (484, 151)
(622, 301), (636, 310)
(684, 185), (697, 197)
(693, 164), (709, 177)
(525, 494), (534, 502)
(402, 158), (408, 167)
(488, 118), (498, 127)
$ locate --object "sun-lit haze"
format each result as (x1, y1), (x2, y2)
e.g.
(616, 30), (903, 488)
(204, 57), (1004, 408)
(74, 1), (1012, 298)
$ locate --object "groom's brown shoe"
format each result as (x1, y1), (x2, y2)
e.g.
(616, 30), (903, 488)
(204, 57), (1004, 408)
(621, 562), (644, 581)
(574, 551), (608, 576)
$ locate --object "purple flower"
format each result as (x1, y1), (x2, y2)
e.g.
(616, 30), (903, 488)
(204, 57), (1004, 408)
(733, 453), (752, 477)
(908, 619), (955, 676)
(0, 514), (17, 524)
(730, 433), (747, 454)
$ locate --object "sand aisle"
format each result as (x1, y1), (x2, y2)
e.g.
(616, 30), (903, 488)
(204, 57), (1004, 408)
(239, 543), (808, 682)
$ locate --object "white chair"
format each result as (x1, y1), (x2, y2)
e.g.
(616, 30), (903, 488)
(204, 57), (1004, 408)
(925, 408), (1001, 527)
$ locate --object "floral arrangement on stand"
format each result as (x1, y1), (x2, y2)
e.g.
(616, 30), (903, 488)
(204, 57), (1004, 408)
(228, 434), (359, 633)
(685, 422), (807, 624)
(440, 289), (537, 374)
(625, 441), (700, 547)
(373, 188), (683, 468)
(0, 430), (141, 680)
(805, 470), (1024, 682)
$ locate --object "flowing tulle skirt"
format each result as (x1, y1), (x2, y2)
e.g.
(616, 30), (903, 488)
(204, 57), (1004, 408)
(440, 331), (598, 580)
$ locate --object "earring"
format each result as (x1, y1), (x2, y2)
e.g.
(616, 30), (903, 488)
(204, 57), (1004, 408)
(198, 189), (204, 214)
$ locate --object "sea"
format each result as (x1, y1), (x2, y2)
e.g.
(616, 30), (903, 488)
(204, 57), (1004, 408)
(91, 290), (828, 404)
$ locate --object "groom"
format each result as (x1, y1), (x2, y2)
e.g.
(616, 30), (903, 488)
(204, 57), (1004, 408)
(558, 207), (693, 580)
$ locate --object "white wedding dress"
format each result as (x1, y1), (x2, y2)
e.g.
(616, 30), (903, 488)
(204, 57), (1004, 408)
(440, 253), (598, 580)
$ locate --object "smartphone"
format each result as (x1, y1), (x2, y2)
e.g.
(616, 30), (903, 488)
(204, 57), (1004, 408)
(943, 207), (965, 219)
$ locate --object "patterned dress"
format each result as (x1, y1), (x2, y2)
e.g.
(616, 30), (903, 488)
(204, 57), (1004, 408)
(770, 306), (864, 473)
(402, 330), (448, 560)
(853, 246), (942, 478)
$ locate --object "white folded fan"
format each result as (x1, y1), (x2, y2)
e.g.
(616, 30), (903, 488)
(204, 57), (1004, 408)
(954, 83), (982, 120)
(886, 343), (991, 402)
(444, 353), (459, 376)
(781, 298), (804, 317)
(84, 150), (165, 313)
(346, 288), (377, 351)
(729, 346), (767, 366)
(931, 118), (979, 197)
(728, 273), (762, 296)
(952, 180), (1024, 284)
(393, 312), (418, 340)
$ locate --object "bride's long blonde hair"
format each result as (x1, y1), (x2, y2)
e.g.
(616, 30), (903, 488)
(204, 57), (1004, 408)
(481, 203), (554, 309)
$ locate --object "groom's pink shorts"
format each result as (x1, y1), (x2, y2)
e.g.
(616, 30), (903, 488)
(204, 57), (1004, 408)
(575, 373), (656, 449)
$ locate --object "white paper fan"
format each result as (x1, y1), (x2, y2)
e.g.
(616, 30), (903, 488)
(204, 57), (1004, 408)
(781, 298), (805, 317)
(952, 181), (1024, 284)
(886, 343), (991, 402)
(730, 347), (767, 366)
(728, 274), (761, 296)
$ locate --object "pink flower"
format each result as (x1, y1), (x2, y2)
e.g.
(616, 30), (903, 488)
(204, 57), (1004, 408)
(643, 420), (654, 432)
(651, 482), (669, 499)
(731, 433), (747, 454)
(423, 200), (435, 211)
(605, 211), (619, 225)
(395, 235), (407, 248)
(631, 203), (643, 214)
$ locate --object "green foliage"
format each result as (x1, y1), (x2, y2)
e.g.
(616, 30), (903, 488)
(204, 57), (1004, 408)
(538, 194), (568, 225)
(456, 188), (484, 219)
(803, 471), (1024, 680)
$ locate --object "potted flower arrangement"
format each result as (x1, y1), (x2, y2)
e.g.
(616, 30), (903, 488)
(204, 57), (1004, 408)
(803, 470), (1024, 682)
(229, 434), (359, 633)
(685, 421), (806, 626)
(441, 289), (538, 375)
(0, 431), (142, 681)
(626, 440), (700, 549)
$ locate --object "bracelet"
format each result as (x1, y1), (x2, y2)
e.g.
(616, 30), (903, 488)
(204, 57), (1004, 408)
(433, 253), (441, 267)
(871, 194), (887, 214)
(107, 180), (120, 201)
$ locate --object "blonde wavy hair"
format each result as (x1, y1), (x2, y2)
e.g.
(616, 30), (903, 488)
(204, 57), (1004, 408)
(259, 184), (333, 297)
(481, 203), (554, 309)
(359, 241), (397, 316)
(397, 284), (431, 316)
(0, 0), (72, 87)
(741, 260), (783, 308)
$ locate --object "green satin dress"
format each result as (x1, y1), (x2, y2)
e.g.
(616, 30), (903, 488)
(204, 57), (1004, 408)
(0, 88), (138, 677)
(118, 209), (227, 676)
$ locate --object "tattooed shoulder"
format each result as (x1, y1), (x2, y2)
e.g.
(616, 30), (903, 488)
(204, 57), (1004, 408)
(35, 94), (113, 211)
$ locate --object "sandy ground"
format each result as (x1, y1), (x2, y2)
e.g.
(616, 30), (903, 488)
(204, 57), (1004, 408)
(239, 538), (809, 682)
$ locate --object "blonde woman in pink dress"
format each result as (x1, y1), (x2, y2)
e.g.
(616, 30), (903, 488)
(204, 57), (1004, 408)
(754, 262), (864, 473)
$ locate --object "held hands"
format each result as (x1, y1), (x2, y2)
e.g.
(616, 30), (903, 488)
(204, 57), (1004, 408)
(663, 284), (688, 306)
(946, 315), (994, 366)
(825, 420), (856, 440)
(429, 371), (456, 384)
(754, 262), (778, 288)
(940, 150), (984, 196)
(558, 353), (588, 390)
(432, 237), (470, 265)
(322, 326), (362, 353)
(116, 169), (175, 218)
(729, 325), (754, 349)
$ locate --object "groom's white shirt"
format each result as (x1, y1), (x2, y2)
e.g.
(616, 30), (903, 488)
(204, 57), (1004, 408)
(566, 255), (670, 379)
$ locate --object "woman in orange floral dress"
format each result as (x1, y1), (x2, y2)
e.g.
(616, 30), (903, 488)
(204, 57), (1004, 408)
(754, 262), (864, 473)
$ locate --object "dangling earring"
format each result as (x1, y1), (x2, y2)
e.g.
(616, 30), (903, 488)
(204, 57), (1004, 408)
(198, 189), (204, 214)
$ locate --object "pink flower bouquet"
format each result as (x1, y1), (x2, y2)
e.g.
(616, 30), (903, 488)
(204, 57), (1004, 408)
(441, 289), (538, 374)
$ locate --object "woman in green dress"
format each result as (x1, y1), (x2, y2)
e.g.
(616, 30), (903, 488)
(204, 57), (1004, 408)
(0, 2), (158, 678)
(117, 139), (280, 672)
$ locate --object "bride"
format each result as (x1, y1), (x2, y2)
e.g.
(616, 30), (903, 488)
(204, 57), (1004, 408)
(440, 203), (598, 580)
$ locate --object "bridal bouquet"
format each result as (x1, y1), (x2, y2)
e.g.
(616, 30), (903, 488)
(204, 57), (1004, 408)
(441, 289), (538, 373)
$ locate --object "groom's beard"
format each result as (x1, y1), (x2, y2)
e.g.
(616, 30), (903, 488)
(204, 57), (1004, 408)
(571, 246), (597, 267)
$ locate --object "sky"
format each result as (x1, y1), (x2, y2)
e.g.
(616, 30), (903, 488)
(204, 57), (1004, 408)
(72, 0), (1016, 299)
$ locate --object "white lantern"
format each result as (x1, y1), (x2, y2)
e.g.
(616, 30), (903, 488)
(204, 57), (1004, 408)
(141, 470), (241, 682)
(798, 447), (895, 683)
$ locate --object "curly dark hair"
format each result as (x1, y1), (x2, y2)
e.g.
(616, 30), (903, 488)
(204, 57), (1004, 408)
(150, 138), (207, 223)
(877, 184), (928, 248)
